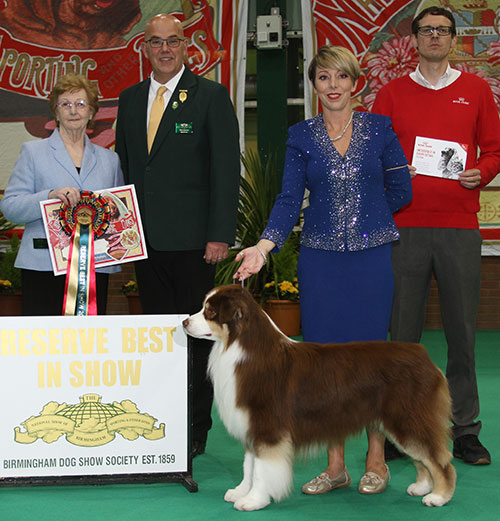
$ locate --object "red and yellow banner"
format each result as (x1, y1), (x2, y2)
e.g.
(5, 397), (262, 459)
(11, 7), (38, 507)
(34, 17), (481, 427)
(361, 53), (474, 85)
(302, 0), (500, 116)
(0, 1), (247, 185)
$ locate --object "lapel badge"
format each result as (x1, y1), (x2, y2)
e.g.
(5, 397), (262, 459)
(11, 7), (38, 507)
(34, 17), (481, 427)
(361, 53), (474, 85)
(179, 90), (188, 103)
(172, 101), (179, 110)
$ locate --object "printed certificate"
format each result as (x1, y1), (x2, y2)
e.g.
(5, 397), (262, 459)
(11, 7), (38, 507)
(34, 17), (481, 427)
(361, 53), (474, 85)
(412, 136), (468, 180)
(40, 184), (147, 275)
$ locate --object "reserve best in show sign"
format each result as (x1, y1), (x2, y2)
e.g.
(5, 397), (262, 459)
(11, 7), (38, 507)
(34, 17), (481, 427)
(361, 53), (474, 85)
(0, 314), (192, 488)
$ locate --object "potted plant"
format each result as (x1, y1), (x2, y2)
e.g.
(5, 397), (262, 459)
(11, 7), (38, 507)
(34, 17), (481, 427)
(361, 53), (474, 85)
(0, 232), (22, 316)
(262, 279), (300, 302)
(216, 150), (302, 294)
(120, 277), (142, 314)
(216, 150), (302, 335)
(260, 232), (301, 336)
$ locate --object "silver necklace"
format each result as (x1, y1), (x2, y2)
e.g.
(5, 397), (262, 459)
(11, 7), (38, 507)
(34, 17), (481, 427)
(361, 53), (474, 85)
(329, 112), (353, 142)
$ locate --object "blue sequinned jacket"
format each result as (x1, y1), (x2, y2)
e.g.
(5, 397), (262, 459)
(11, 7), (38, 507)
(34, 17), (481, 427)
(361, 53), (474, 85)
(262, 112), (412, 251)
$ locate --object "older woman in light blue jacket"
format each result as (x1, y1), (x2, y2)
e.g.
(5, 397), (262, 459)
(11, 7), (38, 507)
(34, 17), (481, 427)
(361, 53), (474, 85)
(1, 73), (124, 315)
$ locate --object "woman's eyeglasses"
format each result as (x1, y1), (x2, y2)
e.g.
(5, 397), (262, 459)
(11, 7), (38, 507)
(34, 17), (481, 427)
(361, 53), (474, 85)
(57, 100), (89, 111)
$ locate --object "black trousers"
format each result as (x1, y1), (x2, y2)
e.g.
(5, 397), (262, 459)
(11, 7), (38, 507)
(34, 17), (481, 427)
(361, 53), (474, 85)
(134, 247), (216, 444)
(21, 269), (109, 316)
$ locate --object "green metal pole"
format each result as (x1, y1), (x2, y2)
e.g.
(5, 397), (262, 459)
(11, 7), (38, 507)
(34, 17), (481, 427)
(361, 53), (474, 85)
(256, 0), (288, 182)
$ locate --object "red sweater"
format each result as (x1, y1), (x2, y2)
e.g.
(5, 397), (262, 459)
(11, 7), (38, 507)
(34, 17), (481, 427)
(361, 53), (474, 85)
(373, 72), (500, 228)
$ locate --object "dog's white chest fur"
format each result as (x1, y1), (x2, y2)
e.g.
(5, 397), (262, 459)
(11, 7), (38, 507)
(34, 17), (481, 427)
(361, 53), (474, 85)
(208, 340), (249, 443)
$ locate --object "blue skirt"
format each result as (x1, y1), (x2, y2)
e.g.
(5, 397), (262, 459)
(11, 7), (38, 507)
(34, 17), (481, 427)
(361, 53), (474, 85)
(298, 244), (393, 343)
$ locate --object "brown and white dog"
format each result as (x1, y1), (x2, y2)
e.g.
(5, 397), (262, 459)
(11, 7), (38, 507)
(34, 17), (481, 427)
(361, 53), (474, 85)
(183, 285), (456, 511)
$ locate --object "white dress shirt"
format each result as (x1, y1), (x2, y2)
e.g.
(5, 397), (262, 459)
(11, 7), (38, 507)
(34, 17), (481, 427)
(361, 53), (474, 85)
(147, 65), (185, 123)
(410, 64), (461, 90)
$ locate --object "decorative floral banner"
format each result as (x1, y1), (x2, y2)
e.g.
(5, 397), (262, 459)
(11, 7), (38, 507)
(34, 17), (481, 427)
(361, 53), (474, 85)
(0, 0), (248, 186)
(302, 0), (500, 117)
(479, 188), (500, 254)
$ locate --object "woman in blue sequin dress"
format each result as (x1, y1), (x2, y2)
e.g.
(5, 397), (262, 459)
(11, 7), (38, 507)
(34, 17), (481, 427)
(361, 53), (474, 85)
(235, 46), (412, 497)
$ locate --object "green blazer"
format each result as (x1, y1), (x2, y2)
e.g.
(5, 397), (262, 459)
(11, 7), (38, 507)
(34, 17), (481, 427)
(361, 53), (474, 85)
(115, 67), (240, 251)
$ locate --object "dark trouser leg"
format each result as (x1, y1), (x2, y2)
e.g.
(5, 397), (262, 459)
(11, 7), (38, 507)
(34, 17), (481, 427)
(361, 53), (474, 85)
(21, 269), (109, 315)
(390, 228), (433, 343)
(432, 229), (482, 437)
(134, 248), (215, 443)
(391, 228), (482, 437)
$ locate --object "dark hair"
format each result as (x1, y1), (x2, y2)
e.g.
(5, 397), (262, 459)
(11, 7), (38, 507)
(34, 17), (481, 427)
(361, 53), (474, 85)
(412, 7), (456, 36)
(308, 46), (360, 87)
(49, 73), (99, 127)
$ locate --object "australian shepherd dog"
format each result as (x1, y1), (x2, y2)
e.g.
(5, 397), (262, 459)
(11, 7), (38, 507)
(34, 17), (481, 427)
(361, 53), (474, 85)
(183, 285), (456, 511)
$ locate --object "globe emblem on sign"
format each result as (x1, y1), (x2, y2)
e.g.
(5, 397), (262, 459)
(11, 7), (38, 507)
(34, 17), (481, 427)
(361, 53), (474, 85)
(15, 394), (165, 447)
(55, 394), (125, 423)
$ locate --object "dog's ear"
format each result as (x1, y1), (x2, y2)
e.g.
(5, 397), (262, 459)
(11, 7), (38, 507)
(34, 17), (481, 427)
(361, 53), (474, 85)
(225, 302), (248, 346)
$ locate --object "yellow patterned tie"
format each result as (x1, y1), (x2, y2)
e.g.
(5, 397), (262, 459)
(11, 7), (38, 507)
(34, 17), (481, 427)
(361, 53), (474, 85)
(147, 86), (167, 152)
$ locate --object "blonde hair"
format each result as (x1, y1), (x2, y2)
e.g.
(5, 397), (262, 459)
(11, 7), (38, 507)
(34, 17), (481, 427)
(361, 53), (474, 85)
(308, 46), (360, 86)
(49, 73), (99, 127)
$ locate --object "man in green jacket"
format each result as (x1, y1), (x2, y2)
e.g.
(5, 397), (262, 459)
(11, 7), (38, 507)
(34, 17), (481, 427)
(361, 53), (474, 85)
(115, 13), (240, 458)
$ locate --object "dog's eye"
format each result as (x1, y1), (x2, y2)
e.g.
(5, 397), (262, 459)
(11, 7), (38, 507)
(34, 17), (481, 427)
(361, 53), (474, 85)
(204, 308), (216, 320)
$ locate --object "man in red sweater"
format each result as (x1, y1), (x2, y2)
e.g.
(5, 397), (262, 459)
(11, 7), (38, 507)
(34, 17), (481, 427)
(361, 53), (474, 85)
(373, 6), (500, 465)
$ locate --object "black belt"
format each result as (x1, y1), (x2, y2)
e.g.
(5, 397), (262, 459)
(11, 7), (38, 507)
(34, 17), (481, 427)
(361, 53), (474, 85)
(33, 238), (49, 249)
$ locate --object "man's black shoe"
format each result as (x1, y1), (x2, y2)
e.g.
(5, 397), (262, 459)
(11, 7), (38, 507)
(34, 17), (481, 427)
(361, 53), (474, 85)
(453, 434), (491, 465)
(384, 439), (405, 461)
(191, 440), (206, 459)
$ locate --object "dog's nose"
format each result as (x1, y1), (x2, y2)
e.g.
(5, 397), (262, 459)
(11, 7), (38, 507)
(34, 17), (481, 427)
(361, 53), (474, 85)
(182, 318), (190, 328)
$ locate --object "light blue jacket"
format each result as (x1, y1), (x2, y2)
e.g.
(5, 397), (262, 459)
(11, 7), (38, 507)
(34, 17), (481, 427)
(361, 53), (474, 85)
(0, 129), (124, 272)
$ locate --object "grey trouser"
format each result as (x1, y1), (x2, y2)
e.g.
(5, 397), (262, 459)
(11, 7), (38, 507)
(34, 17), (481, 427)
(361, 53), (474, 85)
(391, 227), (482, 437)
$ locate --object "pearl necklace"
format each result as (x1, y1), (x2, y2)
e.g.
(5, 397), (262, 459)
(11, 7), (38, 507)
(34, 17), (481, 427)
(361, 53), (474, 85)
(329, 112), (353, 142)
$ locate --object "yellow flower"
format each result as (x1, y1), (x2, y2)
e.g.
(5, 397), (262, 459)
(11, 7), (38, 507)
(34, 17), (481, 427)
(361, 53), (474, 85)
(0, 279), (14, 294)
(121, 279), (138, 295)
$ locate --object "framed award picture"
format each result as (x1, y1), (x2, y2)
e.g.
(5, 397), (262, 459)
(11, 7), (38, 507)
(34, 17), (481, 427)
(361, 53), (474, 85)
(40, 185), (147, 275)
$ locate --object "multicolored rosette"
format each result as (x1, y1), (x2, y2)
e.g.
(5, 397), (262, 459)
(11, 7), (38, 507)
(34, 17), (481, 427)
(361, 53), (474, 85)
(60, 191), (111, 316)
(59, 191), (111, 238)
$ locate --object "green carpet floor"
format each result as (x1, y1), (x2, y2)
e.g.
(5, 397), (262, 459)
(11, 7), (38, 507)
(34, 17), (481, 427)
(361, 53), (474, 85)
(1, 330), (498, 521)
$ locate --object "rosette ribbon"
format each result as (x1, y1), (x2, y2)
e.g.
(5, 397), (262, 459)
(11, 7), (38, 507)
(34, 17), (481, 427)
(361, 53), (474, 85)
(60, 191), (110, 315)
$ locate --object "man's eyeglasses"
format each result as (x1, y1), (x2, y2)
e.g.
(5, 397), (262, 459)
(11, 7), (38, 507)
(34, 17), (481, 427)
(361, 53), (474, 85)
(145, 37), (185, 48)
(417, 25), (453, 36)
(57, 100), (89, 111)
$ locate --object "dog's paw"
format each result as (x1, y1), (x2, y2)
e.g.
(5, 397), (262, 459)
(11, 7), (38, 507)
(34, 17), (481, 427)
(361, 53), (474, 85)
(233, 492), (271, 511)
(224, 486), (249, 503)
(422, 493), (448, 507)
(407, 480), (433, 496)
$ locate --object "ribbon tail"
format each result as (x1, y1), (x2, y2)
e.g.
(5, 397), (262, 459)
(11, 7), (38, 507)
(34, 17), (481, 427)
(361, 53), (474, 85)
(75, 224), (92, 316)
(87, 228), (97, 315)
(63, 224), (80, 316)
(62, 224), (97, 316)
